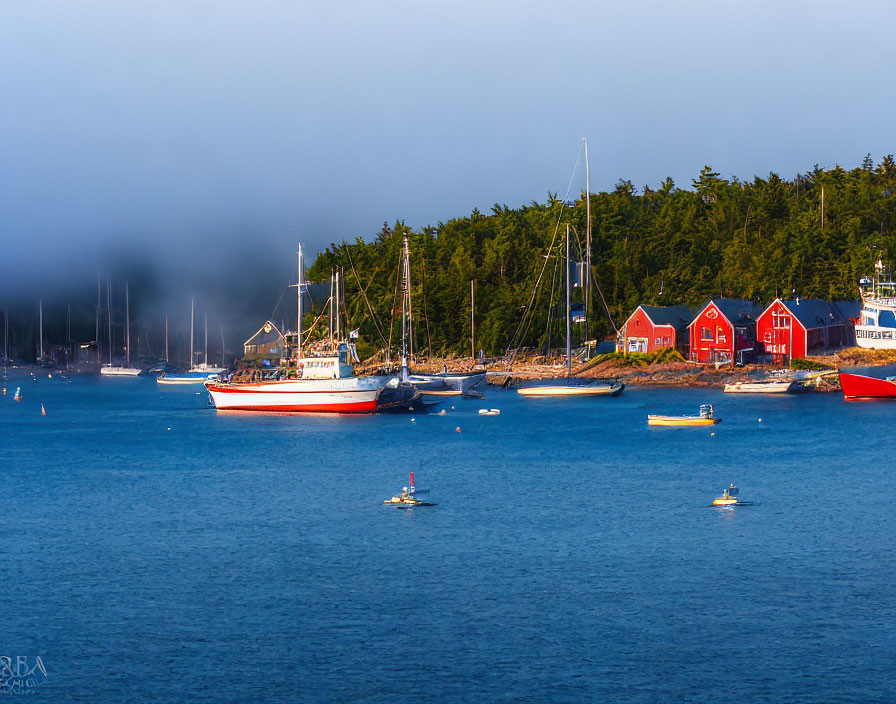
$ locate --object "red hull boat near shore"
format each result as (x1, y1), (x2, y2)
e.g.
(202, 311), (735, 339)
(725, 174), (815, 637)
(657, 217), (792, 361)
(839, 371), (896, 400)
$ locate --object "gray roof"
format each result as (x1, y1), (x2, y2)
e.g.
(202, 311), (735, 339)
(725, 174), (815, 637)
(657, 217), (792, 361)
(690, 298), (763, 327)
(778, 299), (846, 329)
(639, 305), (693, 331)
(833, 299), (862, 320)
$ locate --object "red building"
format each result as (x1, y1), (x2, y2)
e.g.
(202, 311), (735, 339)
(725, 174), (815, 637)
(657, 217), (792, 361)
(621, 305), (692, 353)
(688, 299), (762, 364)
(756, 298), (848, 364)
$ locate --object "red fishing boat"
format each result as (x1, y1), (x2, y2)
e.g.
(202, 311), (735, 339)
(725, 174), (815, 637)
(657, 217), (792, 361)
(839, 371), (896, 400)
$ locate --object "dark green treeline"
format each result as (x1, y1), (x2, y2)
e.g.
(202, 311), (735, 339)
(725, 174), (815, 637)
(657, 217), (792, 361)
(308, 156), (896, 356)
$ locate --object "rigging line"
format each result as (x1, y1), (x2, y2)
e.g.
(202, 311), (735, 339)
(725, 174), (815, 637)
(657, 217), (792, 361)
(507, 142), (585, 360)
(543, 249), (561, 354)
(419, 256), (433, 358)
(387, 249), (403, 358)
(342, 242), (388, 346)
(506, 214), (562, 356)
(269, 280), (288, 323)
(592, 273), (619, 334)
(563, 141), (586, 203)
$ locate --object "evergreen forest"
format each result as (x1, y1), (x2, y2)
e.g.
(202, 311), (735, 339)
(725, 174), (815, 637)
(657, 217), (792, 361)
(307, 156), (896, 357)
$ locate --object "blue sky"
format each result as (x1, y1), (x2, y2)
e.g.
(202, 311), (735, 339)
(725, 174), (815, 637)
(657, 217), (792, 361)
(2, 0), (895, 296)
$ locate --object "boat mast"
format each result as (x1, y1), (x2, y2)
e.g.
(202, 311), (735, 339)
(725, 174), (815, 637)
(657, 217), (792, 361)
(107, 277), (112, 365)
(125, 281), (131, 368)
(96, 272), (101, 364)
(204, 312), (208, 366)
(4, 304), (8, 365)
(566, 223), (572, 378)
(328, 271), (334, 341)
(190, 297), (195, 369)
(335, 268), (340, 341)
(584, 137), (591, 345)
(471, 280), (475, 363)
(296, 244), (305, 359)
(39, 299), (44, 362)
(401, 234), (411, 379)
(165, 315), (169, 362)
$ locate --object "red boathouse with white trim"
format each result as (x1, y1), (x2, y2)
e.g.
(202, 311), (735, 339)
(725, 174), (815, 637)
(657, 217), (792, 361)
(688, 299), (762, 364)
(755, 298), (849, 364)
(621, 305), (692, 354)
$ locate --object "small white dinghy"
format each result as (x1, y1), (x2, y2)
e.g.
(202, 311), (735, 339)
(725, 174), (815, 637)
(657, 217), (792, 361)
(478, 408), (501, 415)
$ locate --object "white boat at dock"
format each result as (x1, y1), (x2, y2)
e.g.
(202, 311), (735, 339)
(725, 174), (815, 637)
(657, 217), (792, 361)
(723, 378), (794, 393)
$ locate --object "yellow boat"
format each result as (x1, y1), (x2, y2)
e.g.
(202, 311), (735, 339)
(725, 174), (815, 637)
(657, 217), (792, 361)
(647, 404), (719, 426)
(713, 484), (741, 505)
(383, 472), (436, 507)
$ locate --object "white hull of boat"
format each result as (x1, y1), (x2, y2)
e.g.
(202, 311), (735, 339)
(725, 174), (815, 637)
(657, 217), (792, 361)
(408, 371), (487, 398)
(205, 376), (388, 413)
(518, 382), (624, 397)
(723, 380), (793, 393)
(100, 366), (142, 377)
(157, 374), (218, 385)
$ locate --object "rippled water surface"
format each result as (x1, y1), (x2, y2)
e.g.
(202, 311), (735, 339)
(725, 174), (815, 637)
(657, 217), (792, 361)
(1, 372), (893, 702)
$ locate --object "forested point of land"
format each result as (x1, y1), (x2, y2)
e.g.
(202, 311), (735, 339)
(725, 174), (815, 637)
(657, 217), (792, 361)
(309, 156), (896, 357)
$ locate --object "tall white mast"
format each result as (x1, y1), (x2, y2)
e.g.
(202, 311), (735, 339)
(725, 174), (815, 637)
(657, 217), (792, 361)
(471, 280), (475, 362)
(566, 223), (572, 378)
(189, 297), (195, 369)
(107, 277), (112, 365)
(401, 234), (411, 379)
(165, 315), (169, 362)
(584, 137), (591, 343)
(96, 272), (101, 363)
(204, 312), (208, 366)
(125, 281), (131, 368)
(297, 244), (305, 359)
(328, 271), (335, 340)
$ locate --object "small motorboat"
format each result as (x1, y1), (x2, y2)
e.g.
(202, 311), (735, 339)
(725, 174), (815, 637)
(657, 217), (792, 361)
(478, 408), (501, 415)
(383, 472), (436, 508)
(648, 404), (720, 426)
(712, 483), (754, 506)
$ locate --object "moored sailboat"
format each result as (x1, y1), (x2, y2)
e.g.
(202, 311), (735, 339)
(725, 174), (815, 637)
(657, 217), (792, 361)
(517, 222), (624, 398)
(101, 280), (142, 376)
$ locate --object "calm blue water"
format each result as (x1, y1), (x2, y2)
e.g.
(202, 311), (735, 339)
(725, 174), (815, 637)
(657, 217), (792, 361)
(1, 371), (893, 703)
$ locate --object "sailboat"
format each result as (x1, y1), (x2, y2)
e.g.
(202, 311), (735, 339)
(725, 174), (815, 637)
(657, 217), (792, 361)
(204, 244), (392, 413)
(517, 223), (624, 398)
(101, 280), (142, 376)
(157, 301), (226, 385)
(396, 234), (487, 399)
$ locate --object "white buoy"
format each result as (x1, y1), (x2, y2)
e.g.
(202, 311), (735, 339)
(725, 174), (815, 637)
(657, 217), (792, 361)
(758, 418), (762, 423)
(411, 418), (415, 422)
(710, 432), (715, 437)
(167, 427), (172, 431)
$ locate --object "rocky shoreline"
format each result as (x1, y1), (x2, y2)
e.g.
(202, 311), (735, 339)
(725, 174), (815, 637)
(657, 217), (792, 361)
(402, 347), (896, 392)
